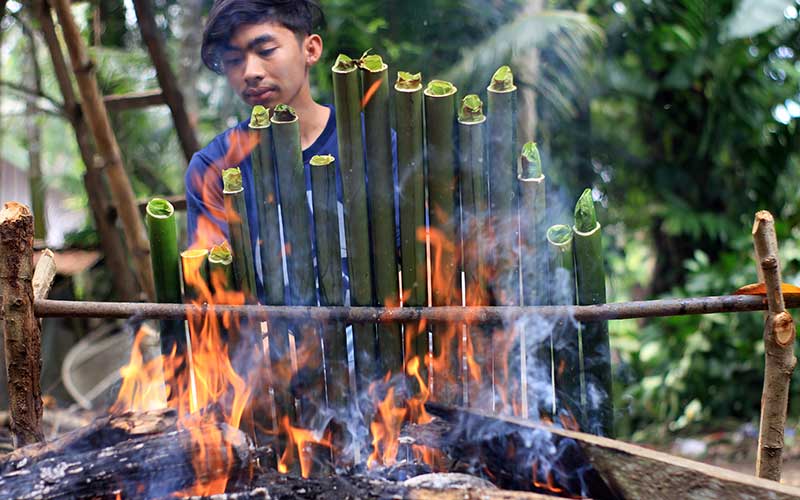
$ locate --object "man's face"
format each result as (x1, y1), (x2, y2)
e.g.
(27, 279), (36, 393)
(221, 22), (319, 108)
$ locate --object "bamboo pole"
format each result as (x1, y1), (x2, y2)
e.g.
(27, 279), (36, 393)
(395, 70), (429, 389)
(458, 94), (491, 409)
(309, 154), (349, 411)
(35, 0), (138, 301)
(222, 168), (257, 301)
(361, 54), (403, 379)
(547, 224), (580, 422)
(332, 54), (377, 391)
(572, 189), (613, 436)
(518, 143), (550, 419)
(52, 0), (155, 301)
(248, 105), (284, 307)
(0, 203), (43, 447)
(753, 210), (797, 481)
(145, 198), (185, 357)
(487, 66), (521, 415)
(180, 248), (209, 304)
(271, 104), (323, 425)
(208, 242), (234, 293)
(424, 79), (461, 405)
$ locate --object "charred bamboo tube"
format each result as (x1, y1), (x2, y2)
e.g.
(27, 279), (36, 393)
(518, 143), (550, 418)
(458, 94), (491, 410)
(271, 104), (323, 425)
(487, 65), (520, 307)
(332, 54), (377, 391)
(146, 198), (185, 356)
(248, 105), (284, 306)
(573, 189), (612, 437)
(361, 54), (403, 379)
(310, 154), (349, 411)
(395, 70), (429, 389)
(424, 79), (461, 405)
(222, 168), (257, 302)
(487, 66), (521, 415)
(547, 224), (581, 423)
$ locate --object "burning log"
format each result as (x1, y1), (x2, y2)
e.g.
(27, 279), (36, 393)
(424, 79), (462, 405)
(332, 54), (378, 392)
(753, 210), (797, 481)
(572, 189), (613, 437)
(395, 70), (429, 388)
(362, 53), (404, 379)
(417, 403), (800, 500)
(0, 202), (43, 447)
(0, 409), (257, 499)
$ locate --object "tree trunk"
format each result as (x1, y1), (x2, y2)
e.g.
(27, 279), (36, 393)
(177, 0), (203, 124)
(0, 203), (43, 447)
(35, 0), (139, 301)
(133, 0), (201, 163)
(21, 13), (46, 242)
(51, 0), (155, 300)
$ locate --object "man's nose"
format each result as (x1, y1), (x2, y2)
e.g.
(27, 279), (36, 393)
(243, 53), (264, 86)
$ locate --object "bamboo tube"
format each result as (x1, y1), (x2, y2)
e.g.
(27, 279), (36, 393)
(248, 105), (284, 306)
(180, 248), (209, 304)
(0, 202), (43, 447)
(753, 211), (797, 481)
(572, 189), (613, 437)
(424, 79), (461, 405)
(487, 66), (520, 307)
(547, 224), (581, 423)
(208, 241), (234, 293)
(487, 66), (521, 415)
(146, 198), (185, 356)
(458, 94), (491, 409)
(309, 154), (349, 411)
(271, 104), (323, 425)
(332, 54), (377, 391)
(395, 71), (429, 389)
(361, 54), (403, 378)
(518, 143), (550, 418)
(222, 168), (257, 302)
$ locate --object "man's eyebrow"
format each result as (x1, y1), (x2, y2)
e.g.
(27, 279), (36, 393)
(246, 34), (276, 50)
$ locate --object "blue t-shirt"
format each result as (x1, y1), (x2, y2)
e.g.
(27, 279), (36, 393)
(185, 104), (398, 304)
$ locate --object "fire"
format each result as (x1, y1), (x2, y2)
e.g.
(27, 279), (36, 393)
(367, 379), (407, 468)
(278, 416), (332, 478)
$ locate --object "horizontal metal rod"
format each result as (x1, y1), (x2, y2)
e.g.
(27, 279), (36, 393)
(33, 295), (793, 324)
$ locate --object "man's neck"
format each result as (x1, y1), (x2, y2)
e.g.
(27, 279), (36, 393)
(288, 88), (330, 150)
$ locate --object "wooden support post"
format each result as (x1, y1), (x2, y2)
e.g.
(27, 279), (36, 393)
(0, 203), (43, 447)
(753, 210), (796, 481)
(52, 0), (156, 301)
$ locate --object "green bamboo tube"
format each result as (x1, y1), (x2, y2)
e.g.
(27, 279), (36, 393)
(573, 188), (613, 437)
(208, 241), (234, 293)
(333, 54), (377, 391)
(361, 54), (403, 379)
(395, 71), (429, 390)
(424, 79), (461, 405)
(222, 167), (257, 302)
(272, 104), (323, 427)
(248, 105), (284, 306)
(458, 94), (491, 409)
(547, 224), (581, 424)
(518, 142), (550, 418)
(180, 248), (209, 303)
(487, 66), (521, 415)
(487, 66), (520, 306)
(310, 154), (348, 411)
(146, 198), (185, 356)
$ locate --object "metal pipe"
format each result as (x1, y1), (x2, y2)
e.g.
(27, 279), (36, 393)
(34, 295), (792, 324)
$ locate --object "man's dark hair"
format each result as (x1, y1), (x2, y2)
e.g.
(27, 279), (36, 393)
(201, 0), (324, 74)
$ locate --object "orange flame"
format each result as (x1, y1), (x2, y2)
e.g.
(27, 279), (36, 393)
(361, 78), (383, 109)
(278, 416), (332, 478)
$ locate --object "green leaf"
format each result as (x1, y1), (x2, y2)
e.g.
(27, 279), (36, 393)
(721, 0), (793, 41)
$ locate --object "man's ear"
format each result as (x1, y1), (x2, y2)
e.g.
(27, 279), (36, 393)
(304, 34), (323, 66)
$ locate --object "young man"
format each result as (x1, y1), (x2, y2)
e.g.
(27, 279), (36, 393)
(185, 0), (335, 264)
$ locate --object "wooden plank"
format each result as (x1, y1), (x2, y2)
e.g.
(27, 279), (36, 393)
(103, 89), (165, 112)
(427, 404), (800, 500)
